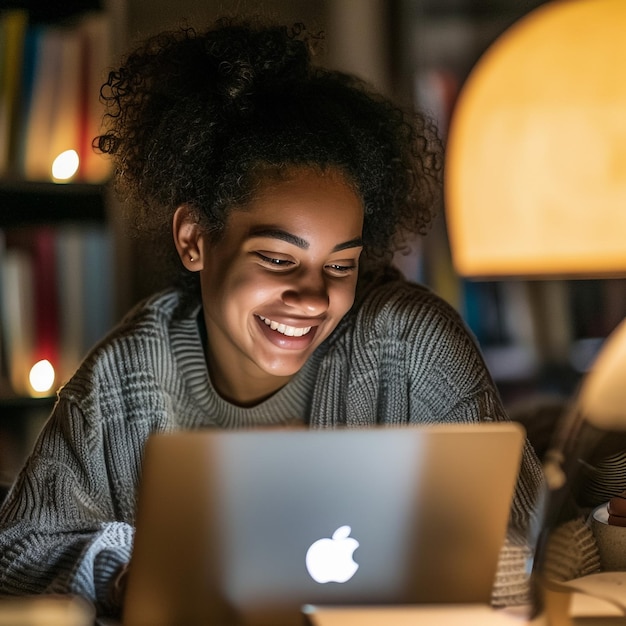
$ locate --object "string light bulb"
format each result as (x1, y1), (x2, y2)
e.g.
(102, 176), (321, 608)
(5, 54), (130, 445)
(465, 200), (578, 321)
(51, 149), (79, 182)
(28, 359), (55, 395)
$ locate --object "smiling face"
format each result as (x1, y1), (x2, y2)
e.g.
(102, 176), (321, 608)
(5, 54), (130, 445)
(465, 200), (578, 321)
(177, 167), (364, 406)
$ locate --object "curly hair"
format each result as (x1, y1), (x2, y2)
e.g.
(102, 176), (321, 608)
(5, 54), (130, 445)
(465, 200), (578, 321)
(97, 17), (443, 290)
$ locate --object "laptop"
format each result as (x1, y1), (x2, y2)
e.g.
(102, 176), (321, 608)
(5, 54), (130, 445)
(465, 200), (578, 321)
(121, 423), (526, 626)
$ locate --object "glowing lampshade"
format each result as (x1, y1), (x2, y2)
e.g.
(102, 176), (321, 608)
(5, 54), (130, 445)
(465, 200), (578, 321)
(445, 0), (626, 279)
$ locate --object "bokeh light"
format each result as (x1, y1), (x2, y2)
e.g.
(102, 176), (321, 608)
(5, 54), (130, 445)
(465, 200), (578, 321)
(51, 149), (80, 181)
(29, 359), (55, 394)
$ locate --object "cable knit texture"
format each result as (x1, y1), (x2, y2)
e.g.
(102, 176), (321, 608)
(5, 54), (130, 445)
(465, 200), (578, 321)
(0, 279), (544, 615)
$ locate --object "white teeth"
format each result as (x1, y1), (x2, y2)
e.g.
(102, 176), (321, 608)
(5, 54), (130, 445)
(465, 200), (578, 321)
(259, 316), (312, 337)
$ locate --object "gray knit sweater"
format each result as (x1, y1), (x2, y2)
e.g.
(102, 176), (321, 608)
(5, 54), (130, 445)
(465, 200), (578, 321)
(0, 278), (543, 615)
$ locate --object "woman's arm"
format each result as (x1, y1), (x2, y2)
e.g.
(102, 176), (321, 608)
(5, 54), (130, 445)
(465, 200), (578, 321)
(0, 396), (137, 617)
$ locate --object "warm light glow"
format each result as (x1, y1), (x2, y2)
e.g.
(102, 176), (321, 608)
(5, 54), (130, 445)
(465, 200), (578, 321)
(29, 359), (55, 394)
(51, 149), (80, 182)
(445, 0), (626, 278)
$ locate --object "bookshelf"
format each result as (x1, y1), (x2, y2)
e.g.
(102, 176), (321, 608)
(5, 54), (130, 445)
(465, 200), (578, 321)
(0, 181), (106, 225)
(0, 0), (121, 483)
(0, 395), (53, 487)
(395, 0), (626, 405)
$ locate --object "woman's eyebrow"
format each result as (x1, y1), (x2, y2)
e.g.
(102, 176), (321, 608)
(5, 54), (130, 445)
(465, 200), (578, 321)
(248, 228), (363, 252)
(333, 237), (364, 252)
(249, 228), (309, 249)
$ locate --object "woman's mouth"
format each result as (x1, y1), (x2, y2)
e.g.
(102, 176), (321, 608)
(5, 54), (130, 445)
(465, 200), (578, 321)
(258, 315), (312, 337)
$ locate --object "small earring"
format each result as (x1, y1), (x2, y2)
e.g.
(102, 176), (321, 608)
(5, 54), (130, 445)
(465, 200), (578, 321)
(189, 255), (195, 262)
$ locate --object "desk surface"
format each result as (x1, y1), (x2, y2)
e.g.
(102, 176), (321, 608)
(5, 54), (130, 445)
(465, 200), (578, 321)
(304, 594), (626, 626)
(3, 584), (626, 626)
(303, 604), (535, 626)
(0, 595), (94, 626)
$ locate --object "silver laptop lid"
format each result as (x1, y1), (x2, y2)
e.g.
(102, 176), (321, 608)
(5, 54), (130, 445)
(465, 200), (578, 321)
(123, 423), (525, 626)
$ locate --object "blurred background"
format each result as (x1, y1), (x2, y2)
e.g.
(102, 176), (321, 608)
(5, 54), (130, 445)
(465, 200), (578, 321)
(1, 0), (622, 479)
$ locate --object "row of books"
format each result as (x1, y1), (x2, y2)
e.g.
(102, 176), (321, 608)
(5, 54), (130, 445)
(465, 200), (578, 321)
(459, 276), (626, 394)
(0, 224), (115, 398)
(0, 7), (113, 182)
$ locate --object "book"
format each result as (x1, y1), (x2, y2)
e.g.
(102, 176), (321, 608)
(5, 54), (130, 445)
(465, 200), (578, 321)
(1, 247), (35, 397)
(81, 224), (114, 353)
(55, 224), (86, 384)
(414, 67), (460, 138)
(76, 10), (113, 183)
(0, 9), (28, 176)
(20, 26), (63, 181)
(13, 22), (40, 176)
(30, 227), (60, 372)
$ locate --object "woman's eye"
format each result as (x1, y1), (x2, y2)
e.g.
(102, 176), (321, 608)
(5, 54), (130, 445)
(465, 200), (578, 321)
(256, 253), (294, 267)
(326, 263), (357, 274)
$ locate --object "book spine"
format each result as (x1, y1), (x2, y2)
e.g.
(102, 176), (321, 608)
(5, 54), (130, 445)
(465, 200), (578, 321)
(0, 9), (29, 177)
(1, 247), (34, 396)
(31, 227), (60, 372)
(55, 225), (85, 384)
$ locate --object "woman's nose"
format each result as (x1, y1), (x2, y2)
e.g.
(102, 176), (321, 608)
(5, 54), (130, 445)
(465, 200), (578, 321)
(281, 274), (330, 315)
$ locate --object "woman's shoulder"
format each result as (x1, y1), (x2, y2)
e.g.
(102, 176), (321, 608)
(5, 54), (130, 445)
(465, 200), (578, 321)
(61, 288), (197, 392)
(117, 288), (193, 331)
(54, 288), (201, 430)
(322, 271), (495, 408)
(328, 271), (489, 373)
(352, 272), (467, 336)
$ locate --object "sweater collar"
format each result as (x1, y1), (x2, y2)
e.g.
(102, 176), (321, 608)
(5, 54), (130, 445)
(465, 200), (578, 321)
(169, 295), (322, 428)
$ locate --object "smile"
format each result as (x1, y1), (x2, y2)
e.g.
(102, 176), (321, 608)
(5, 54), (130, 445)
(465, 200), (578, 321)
(258, 316), (312, 337)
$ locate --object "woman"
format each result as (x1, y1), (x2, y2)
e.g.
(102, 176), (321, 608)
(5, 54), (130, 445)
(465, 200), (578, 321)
(0, 17), (543, 617)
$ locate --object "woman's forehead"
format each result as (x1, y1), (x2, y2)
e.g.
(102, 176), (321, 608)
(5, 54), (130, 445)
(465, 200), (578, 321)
(222, 167), (364, 238)
(246, 162), (360, 199)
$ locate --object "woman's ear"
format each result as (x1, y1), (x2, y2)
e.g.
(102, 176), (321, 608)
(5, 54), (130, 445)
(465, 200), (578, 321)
(173, 205), (204, 271)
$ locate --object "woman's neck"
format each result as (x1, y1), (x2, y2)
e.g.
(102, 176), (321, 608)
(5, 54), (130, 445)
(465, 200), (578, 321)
(196, 309), (293, 407)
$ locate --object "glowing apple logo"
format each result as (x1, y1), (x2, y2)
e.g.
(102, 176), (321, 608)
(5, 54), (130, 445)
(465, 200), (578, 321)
(305, 525), (359, 584)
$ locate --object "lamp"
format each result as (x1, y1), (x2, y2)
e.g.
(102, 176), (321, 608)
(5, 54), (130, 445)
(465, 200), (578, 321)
(445, 0), (626, 280)
(444, 0), (626, 622)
